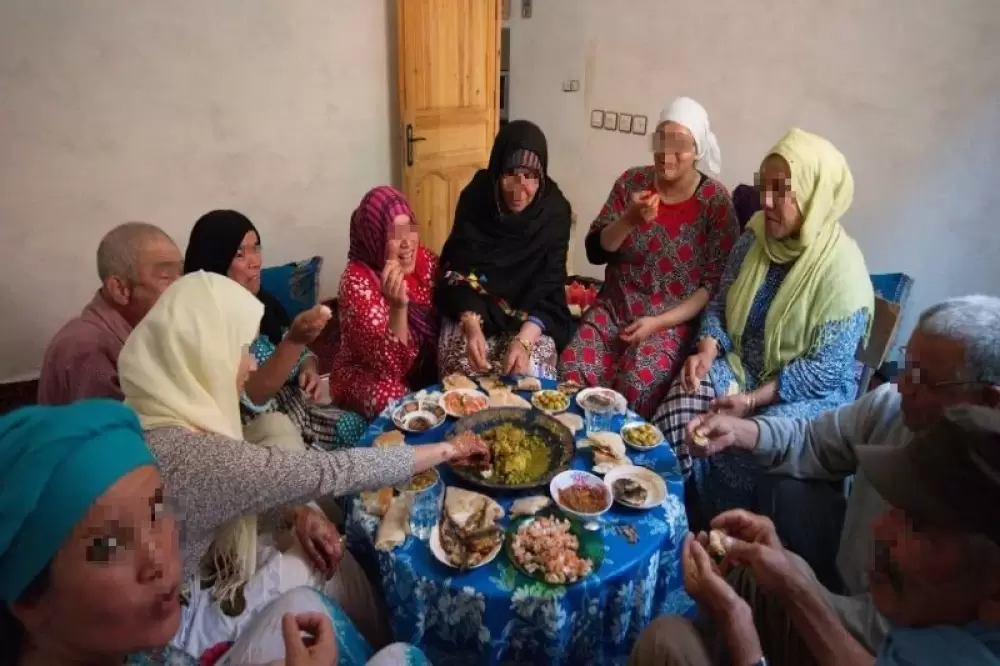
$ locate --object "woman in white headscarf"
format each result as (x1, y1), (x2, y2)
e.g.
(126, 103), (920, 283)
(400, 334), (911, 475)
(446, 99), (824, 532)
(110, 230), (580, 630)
(560, 96), (739, 418)
(117, 271), (487, 661)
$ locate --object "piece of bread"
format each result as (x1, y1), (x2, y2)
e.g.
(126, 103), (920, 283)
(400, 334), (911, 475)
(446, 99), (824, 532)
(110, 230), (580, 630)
(361, 487), (393, 517)
(708, 529), (727, 563)
(487, 387), (532, 409)
(374, 431), (405, 448)
(516, 377), (542, 392)
(478, 375), (504, 390)
(442, 373), (477, 391)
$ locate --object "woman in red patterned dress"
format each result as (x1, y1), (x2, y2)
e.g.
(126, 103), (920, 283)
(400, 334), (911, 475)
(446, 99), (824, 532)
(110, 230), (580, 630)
(560, 98), (739, 418)
(329, 186), (440, 420)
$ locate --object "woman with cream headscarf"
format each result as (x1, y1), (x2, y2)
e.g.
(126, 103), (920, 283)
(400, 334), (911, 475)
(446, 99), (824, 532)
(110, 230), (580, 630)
(652, 128), (874, 529)
(117, 271), (486, 659)
(560, 97), (739, 418)
(0, 401), (430, 666)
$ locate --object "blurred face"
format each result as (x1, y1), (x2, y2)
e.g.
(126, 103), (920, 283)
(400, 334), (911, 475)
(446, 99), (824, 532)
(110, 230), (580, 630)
(237, 345), (257, 393)
(896, 330), (997, 430)
(652, 122), (697, 185)
(757, 154), (802, 240)
(385, 214), (419, 274)
(868, 508), (998, 627)
(500, 168), (540, 213)
(14, 466), (182, 659)
(228, 231), (263, 294)
(106, 236), (183, 327)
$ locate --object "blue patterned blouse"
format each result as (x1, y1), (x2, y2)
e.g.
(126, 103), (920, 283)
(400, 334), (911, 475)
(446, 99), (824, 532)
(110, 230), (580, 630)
(239, 333), (313, 413)
(699, 231), (868, 419)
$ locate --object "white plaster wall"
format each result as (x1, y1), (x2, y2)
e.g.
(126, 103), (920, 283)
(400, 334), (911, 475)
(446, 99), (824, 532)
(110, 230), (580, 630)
(509, 0), (1000, 350)
(0, 0), (397, 382)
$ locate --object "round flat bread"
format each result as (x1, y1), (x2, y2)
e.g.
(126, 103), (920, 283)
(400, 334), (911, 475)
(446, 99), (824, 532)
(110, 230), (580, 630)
(374, 430), (405, 448)
(554, 412), (584, 432)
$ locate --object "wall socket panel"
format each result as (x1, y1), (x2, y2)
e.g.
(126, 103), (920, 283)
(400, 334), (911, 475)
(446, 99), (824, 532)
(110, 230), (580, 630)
(521, 0), (532, 19)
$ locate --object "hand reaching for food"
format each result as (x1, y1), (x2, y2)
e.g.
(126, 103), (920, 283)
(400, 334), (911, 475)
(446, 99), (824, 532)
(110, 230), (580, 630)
(448, 431), (491, 469)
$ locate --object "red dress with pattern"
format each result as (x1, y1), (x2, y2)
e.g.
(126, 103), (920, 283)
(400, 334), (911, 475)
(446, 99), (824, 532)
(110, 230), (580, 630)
(560, 166), (739, 418)
(329, 248), (439, 420)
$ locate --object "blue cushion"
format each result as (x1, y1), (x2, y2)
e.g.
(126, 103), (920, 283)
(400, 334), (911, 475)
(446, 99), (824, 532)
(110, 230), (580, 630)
(869, 272), (914, 306)
(260, 256), (324, 319)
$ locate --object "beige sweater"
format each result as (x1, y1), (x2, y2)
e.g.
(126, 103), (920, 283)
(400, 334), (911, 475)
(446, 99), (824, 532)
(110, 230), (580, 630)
(144, 426), (414, 577)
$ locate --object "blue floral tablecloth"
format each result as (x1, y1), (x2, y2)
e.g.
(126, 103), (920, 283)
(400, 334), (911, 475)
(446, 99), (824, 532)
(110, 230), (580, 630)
(345, 383), (695, 666)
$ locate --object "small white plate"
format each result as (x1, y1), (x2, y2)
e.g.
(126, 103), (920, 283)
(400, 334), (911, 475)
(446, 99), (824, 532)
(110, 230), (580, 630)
(549, 469), (613, 520)
(620, 422), (665, 450)
(575, 387), (627, 414)
(531, 389), (571, 415)
(439, 389), (489, 419)
(428, 524), (503, 570)
(604, 465), (667, 510)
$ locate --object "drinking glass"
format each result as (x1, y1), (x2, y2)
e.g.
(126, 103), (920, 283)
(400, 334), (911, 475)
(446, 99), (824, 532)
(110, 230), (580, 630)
(406, 478), (443, 540)
(585, 404), (616, 437)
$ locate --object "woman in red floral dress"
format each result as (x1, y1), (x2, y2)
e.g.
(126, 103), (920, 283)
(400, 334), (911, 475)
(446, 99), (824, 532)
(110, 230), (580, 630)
(329, 186), (439, 420)
(560, 98), (739, 418)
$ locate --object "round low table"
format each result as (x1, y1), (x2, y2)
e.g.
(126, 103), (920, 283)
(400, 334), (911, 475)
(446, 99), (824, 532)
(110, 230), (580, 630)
(345, 382), (695, 665)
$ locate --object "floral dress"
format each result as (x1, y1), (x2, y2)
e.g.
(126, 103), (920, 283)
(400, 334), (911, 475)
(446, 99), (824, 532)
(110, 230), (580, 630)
(652, 231), (870, 527)
(329, 248), (439, 420)
(560, 166), (739, 418)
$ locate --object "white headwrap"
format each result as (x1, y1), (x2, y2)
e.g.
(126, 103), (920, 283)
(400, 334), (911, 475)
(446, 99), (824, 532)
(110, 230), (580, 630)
(657, 97), (722, 174)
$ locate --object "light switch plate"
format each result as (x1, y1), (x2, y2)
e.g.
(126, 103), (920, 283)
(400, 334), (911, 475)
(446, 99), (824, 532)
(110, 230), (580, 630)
(521, 0), (532, 19)
(590, 109), (604, 128)
(603, 111), (618, 130)
(632, 115), (648, 135)
(618, 113), (633, 133)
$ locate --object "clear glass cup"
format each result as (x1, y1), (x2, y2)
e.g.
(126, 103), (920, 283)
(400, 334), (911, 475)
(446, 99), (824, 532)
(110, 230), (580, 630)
(585, 405), (616, 437)
(405, 478), (443, 540)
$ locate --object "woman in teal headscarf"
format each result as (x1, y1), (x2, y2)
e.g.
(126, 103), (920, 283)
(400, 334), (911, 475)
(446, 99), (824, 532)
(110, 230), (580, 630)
(0, 400), (430, 666)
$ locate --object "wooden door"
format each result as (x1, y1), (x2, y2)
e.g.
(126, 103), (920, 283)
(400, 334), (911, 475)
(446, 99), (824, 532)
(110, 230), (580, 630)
(397, 0), (500, 253)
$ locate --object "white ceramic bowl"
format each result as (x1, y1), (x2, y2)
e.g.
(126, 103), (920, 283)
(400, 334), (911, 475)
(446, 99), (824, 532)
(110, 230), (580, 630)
(604, 465), (668, 510)
(549, 470), (613, 520)
(428, 524), (503, 570)
(391, 399), (446, 433)
(575, 387), (627, 414)
(620, 422), (665, 450)
(439, 388), (489, 419)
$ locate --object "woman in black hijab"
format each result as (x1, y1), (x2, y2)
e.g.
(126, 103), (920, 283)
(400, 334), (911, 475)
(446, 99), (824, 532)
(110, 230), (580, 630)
(185, 210), (368, 449)
(435, 120), (573, 379)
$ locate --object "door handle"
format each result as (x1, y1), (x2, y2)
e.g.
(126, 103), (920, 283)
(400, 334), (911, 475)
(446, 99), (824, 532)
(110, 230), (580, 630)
(406, 124), (426, 167)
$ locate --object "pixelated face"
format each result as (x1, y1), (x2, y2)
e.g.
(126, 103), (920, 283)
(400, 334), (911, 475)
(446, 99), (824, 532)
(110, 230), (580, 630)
(756, 154), (802, 240)
(652, 122), (697, 184)
(896, 330), (990, 430)
(122, 236), (183, 326)
(15, 466), (182, 656)
(868, 507), (994, 626)
(500, 168), (541, 213)
(228, 230), (262, 294)
(386, 214), (419, 274)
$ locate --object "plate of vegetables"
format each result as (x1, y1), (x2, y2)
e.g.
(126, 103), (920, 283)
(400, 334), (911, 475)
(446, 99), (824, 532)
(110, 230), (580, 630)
(620, 422), (665, 450)
(531, 389), (570, 414)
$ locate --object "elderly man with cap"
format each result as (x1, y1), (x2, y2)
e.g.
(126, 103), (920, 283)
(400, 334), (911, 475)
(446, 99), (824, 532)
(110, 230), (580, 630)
(630, 404), (1000, 666)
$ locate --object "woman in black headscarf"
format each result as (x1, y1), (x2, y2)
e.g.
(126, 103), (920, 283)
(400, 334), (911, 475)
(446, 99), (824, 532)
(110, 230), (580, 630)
(184, 210), (368, 450)
(435, 120), (574, 380)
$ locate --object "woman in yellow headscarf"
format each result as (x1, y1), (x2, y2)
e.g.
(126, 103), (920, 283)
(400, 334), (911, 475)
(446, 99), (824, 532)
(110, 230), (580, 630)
(651, 128), (874, 527)
(117, 271), (486, 660)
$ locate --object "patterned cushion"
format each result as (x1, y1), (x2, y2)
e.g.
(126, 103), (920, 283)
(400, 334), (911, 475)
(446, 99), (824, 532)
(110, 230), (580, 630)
(260, 256), (323, 319)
